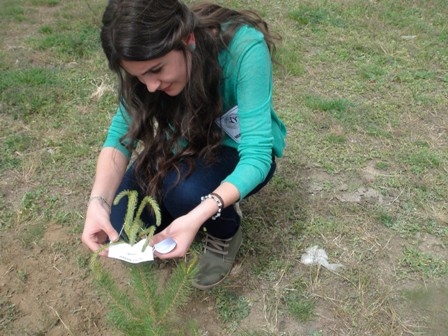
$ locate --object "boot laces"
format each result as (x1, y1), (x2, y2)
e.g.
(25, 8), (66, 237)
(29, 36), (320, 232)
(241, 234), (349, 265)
(204, 234), (230, 256)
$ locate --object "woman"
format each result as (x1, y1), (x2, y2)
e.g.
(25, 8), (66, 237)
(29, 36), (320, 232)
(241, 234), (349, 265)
(81, 0), (287, 290)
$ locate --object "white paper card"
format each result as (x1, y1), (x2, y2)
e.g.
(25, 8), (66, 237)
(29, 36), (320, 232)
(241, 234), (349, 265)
(215, 105), (241, 143)
(108, 239), (154, 264)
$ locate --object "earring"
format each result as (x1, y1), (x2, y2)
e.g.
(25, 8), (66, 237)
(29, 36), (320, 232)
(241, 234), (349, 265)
(187, 43), (196, 52)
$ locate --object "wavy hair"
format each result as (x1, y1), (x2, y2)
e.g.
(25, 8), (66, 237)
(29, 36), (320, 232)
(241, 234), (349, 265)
(101, 0), (279, 198)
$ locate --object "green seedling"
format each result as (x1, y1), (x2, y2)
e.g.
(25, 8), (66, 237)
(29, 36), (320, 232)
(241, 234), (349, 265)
(89, 190), (198, 336)
(113, 189), (161, 251)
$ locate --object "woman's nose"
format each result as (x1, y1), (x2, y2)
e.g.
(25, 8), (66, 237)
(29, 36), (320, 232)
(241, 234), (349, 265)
(143, 76), (161, 93)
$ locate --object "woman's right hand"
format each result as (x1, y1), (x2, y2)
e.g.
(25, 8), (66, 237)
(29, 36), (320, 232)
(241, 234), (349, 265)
(81, 147), (128, 255)
(81, 200), (119, 256)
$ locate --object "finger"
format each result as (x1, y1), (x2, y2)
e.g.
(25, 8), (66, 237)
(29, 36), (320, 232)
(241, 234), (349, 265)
(81, 230), (111, 254)
(98, 248), (109, 257)
(81, 233), (101, 252)
(104, 225), (119, 243)
(84, 241), (101, 253)
(150, 232), (168, 245)
(154, 247), (185, 260)
(154, 251), (172, 259)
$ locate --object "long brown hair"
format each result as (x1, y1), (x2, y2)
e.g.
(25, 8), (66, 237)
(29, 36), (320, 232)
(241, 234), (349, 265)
(101, 0), (279, 198)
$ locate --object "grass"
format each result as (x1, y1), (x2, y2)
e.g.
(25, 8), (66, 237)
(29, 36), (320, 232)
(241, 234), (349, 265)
(213, 288), (251, 327)
(1, 0), (448, 335)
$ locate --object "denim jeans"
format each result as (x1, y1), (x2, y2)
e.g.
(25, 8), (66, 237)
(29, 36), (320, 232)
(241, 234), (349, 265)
(110, 146), (276, 239)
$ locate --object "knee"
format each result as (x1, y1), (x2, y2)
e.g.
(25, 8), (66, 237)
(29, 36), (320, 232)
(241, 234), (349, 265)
(165, 179), (203, 205)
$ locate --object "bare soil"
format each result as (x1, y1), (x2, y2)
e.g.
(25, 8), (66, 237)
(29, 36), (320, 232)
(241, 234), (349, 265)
(2, 163), (447, 335)
(2, 1), (447, 336)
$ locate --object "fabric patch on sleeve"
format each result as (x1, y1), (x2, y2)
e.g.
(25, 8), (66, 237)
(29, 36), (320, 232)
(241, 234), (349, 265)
(215, 105), (240, 143)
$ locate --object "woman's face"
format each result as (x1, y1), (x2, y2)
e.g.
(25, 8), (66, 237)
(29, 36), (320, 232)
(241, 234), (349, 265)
(121, 50), (189, 96)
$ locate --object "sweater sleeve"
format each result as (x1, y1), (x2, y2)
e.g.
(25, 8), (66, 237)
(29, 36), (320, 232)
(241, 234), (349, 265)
(102, 103), (133, 159)
(221, 28), (276, 199)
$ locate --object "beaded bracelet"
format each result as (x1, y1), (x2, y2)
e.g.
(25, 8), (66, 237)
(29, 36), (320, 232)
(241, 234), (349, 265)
(201, 193), (224, 220)
(88, 196), (111, 210)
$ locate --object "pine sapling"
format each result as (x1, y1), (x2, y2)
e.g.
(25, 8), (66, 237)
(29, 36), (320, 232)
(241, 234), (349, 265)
(89, 190), (198, 335)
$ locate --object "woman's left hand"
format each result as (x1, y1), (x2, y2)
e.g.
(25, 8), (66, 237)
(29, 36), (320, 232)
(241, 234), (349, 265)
(150, 214), (200, 259)
(151, 183), (240, 259)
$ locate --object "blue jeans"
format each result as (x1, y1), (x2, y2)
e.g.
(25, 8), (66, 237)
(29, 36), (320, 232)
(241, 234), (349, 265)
(110, 146), (276, 239)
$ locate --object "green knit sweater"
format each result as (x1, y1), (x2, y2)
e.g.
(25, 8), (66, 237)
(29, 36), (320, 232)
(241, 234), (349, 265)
(103, 25), (287, 199)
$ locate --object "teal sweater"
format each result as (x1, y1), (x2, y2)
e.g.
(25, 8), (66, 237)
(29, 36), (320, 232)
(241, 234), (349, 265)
(103, 25), (287, 199)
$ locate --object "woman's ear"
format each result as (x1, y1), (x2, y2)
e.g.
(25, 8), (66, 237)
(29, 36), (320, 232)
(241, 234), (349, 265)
(184, 32), (196, 52)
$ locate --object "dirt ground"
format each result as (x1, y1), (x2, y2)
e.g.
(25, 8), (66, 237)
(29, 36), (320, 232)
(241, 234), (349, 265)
(2, 164), (446, 335)
(2, 1), (448, 335)
(0, 168), (304, 336)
